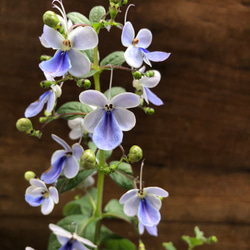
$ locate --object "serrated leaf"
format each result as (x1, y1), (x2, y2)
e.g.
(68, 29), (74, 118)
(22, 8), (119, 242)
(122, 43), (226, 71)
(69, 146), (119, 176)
(67, 12), (91, 25)
(109, 161), (134, 189)
(104, 87), (126, 100)
(89, 6), (106, 23)
(57, 169), (96, 193)
(103, 199), (135, 223)
(63, 188), (97, 216)
(100, 51), (125, 67)
(57, 101), (93, 120)
(162, 242), (177, 250)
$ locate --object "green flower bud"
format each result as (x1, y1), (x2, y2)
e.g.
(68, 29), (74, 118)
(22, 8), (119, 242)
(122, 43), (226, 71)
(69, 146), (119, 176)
(210, 236), (218, 243)
(144, 107), (155, 115)
(121, 0), (128, 5)
(128, 145), (143, 163)
(24, 171), (36, 182)
(133, 71), (142, 80)
(109, 164), (118, 173)
(27, 129), (42, 138)
(16, 118), (33, 132)
(109, 2), (119, 20)
(39, 117), (47, 123)
(77, 79), (91, 89)
(138, 240), (146, 250)
(40, 80), (55, 89)
(43, 11), (60, 29)
(40, 55), (52, 61)
(80, 149), (96, 169)
(145, 70), (154, 77)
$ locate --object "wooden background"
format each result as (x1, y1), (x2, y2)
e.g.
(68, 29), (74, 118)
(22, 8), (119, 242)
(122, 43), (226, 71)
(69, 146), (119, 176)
(1, 0), (250, 249)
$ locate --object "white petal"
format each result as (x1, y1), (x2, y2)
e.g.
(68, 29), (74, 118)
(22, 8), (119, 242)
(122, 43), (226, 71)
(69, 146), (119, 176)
(119, 189), (138, 204)
(145, 194), (162, 210)
(29, 179), (47, 189)
(49, 223), (72, 239)
(43, 25), (64, 49)
(124, 46), (143, 68)
(136, 28), (152, 49)
(49, 186), (59, 204)
(51, 149), (67, 165)
(39, 34), (51, 48)
(111, 92), (140, 108)
(83, 108), (105, 133)
(74, 234), (96, 248)
(41, 196), (54, 215)
(144, 187), (169, 197)
(72, 143), (84, 160)
(68, 49), (91, 77)
(52, 134), (71, 152)
(68, 26), (98, 50)
(79, 90), (107, 107)
(63, 156), (79, 178)
(123, 195), (140, 216)
(121, 22), (134, 47)
(112, 108), (136, 131)
(140, 70), (161, 88)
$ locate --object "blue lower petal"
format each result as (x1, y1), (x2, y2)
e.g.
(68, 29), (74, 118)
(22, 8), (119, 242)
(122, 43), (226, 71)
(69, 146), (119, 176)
(41, 156), (66, 184)
(39, 50), (71, 77)
(59, 241), (73, 250)
(144, 87), (163, 106)
(25, 194), (44, 207)
(24, 91), (50, 118)
(138, 198), (161, 226)
(93, 111), (123, 150)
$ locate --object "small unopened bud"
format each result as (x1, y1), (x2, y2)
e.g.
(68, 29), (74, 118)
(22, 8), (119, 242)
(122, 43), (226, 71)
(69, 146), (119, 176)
(109, 2), (119, 20)
(80, 149), (96, 169)
(210, 236), (218, 243)
(109, 164), (118, 173)
(128, 145), (143, 163)
(133, 71), (142, 80)
(77, 79), (91, 89)
(40, 55), (52, 61)
(43, 11), (60, 29)
(144, 107), (155, 115)
(16, 118), (33, 132)
(145, 70), (154, 77)
(40, 80), (55, 89)
(121, 0), (128, 5)
(24, 171), (36, 182)
(138, 240), (146, 250)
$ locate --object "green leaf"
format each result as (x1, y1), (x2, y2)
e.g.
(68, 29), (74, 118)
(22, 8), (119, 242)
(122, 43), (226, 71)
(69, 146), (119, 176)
(89, 6), (106, 24)
(57, 101), (93, 120)
(57, 169), (96, 193)
(182, 226), (218, 250)
(63, 187), (97, 216)
(104, 87), (126, 100)
(162, 242), (177, 250)
(88, 141), (112, 161)
(100, 226), (135, 250)
(67, 12), (91, 25)
(109, 161), (134, 189)
(100, 51), (125, 67)
(103, 199), (135, 223)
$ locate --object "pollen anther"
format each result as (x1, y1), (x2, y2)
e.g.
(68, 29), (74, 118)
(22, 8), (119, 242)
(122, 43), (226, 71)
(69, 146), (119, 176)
(132, 38), (139, 46)
(63, 39), (71, 49)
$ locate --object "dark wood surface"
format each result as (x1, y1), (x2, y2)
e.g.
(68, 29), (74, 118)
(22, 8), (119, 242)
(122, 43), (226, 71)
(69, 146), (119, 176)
(1, 0), (250, 249)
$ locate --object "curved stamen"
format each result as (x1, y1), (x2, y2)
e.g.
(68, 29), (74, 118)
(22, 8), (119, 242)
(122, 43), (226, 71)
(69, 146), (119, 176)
(124, 4), (135, 24)
(52, 0), (68, 33)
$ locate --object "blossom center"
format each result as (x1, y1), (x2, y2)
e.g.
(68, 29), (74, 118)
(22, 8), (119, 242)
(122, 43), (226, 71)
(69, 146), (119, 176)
(104, 104), (114, 112)
(137, 189), (146, 199)
(42, 191), (50, 198)
(132, 38), (139, 46)
(62, 39), (72, 50)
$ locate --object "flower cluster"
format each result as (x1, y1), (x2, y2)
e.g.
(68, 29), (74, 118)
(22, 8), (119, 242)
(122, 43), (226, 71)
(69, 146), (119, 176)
(19, 0), (172, 249)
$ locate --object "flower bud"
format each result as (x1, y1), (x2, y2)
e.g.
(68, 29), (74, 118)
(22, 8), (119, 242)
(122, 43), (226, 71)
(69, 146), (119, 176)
(24, 171), (36, 182)
(43, 11), (60, 29)
(109, 164), (118, 173)
(145, 70), (154, 77)
(109, 2), (119, 20)
(77, 79), (91, 89)
(16, 118), (33, 132)
(128, 145), (143, 163)
(40, 55), (52, 61)
(210, 236), (218, 243)
(80, 149), (96, 169)
(40, 80), (55, 89)
(144, 107), (155, 115)
(133, 71), (142, 80)
(121, 0), (128, 5)
(138, 240), (146, 250)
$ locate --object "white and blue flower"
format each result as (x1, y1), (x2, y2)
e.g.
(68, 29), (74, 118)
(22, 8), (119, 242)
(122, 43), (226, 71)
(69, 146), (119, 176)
(119, 186), (168, 236)
(121, 21), (170, 68)
(49, 223), (96, 250)
(41, 134), (84, 184)
(39, 0), (98, 77)
(24, 83), (61, 118)
(133, 69), (163, 106)
(79, 90), (140, 150)
(25, 178), (59, 215)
